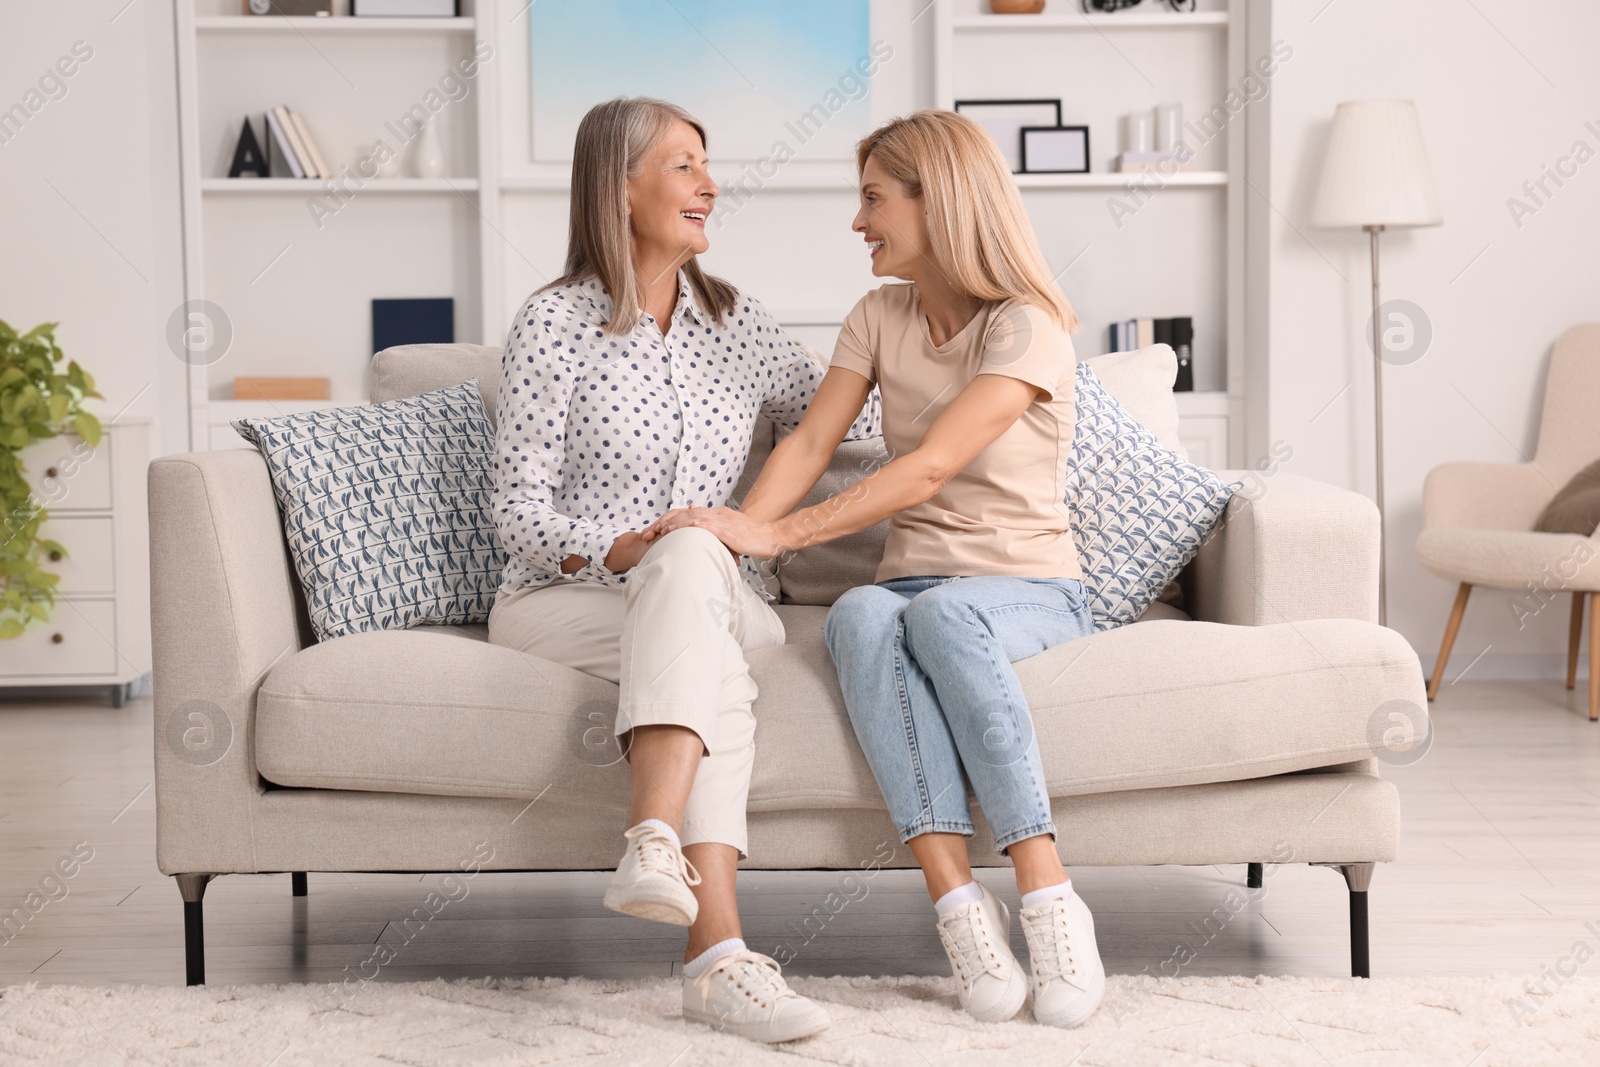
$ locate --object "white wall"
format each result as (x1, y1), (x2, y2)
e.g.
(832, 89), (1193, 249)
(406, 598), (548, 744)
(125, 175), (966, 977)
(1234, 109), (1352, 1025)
(0, 0), (188, 457)
(1263, 0), (1600, 681)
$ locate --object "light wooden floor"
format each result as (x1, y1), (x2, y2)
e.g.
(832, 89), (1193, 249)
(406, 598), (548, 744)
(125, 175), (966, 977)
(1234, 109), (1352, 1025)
(2, 678), (1598, 988)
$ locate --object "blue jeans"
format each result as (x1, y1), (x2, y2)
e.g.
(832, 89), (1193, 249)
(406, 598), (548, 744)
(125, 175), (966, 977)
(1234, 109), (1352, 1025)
(823, 575), (1093, 853)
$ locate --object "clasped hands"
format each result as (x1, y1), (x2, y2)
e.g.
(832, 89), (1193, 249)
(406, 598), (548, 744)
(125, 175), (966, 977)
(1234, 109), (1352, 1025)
(640, 506), (790, 560)
(578, 508), (793, 576)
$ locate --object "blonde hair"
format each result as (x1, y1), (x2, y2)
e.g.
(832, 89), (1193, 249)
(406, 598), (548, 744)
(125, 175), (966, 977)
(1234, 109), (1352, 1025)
(544, 97), (737, 335)
(855, 109), (1079, 333)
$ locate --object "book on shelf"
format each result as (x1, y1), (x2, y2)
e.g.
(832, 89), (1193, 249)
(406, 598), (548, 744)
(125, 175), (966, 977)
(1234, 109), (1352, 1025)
(288, 111), (332, 179)
(274, 106), (318, 179)
(263, 108), (304, 178)
(254, 107), (331, 180)
(1108, 316), (1195, 392)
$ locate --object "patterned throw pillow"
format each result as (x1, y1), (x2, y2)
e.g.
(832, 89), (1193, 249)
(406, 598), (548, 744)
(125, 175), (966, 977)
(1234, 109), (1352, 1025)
(233, 380), (507, 642)
(1070, 364), (1238, 630)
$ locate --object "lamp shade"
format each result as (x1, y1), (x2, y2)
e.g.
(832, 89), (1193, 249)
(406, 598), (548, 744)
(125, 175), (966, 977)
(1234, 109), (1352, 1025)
(1311, 99), (1443, 229)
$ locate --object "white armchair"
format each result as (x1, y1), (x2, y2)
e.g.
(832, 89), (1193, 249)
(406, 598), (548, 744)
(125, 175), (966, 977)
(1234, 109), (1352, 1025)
(1416, 324), (1600, 717)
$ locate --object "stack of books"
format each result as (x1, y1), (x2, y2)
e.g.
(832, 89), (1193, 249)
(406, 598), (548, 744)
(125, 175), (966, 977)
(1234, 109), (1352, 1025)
(1108, 317), (1194, 392)
(263, 106), (332, 179)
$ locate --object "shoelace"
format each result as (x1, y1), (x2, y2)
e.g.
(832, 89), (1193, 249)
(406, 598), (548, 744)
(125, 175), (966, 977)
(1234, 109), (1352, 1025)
(624, 824), (702, 888)
(691, 950), (796, 1009)
(1024, 899), (1079, 981)
(937, 904), (1006, 989)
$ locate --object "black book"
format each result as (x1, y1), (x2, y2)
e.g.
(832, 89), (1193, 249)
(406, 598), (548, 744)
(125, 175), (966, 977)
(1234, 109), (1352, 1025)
(1171, 316), (1194, 392)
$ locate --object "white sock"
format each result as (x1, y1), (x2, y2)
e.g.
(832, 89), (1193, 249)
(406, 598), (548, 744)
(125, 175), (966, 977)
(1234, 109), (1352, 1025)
(683, 937), (746, 978)
(1020, 879), (1073, 909)
(636, 818), (679, 848)
(933, 880), (984, 916)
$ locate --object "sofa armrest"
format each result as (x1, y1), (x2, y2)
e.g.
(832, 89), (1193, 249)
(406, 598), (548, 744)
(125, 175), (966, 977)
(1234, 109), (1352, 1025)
(1186, 471), (1380, 626)
(1422, 460), (1553, 532)
(148, 449), (309, 875)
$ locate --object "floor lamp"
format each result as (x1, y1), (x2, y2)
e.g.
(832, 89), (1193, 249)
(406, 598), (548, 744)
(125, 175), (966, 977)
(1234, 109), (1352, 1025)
(1311, 100), (1443, 628)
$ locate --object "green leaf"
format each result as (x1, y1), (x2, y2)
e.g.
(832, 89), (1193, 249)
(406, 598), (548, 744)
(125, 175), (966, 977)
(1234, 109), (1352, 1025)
(0, 619), (23, 640)
(72, 412), (101, 446)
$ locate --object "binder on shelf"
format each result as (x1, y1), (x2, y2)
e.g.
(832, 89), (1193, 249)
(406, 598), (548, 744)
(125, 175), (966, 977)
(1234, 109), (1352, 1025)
(288, 110), (331, 180)
(1171, 317), (1195, 392)
(1153, 317), (1173, 353)
(263, 108), (305, 179)
(1136, 318), (1154, 349)
(275, 106), (318, 179)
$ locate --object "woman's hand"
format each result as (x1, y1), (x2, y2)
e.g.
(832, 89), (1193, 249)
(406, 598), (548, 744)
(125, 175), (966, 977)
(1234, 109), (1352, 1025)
(642, 507), (787, 559)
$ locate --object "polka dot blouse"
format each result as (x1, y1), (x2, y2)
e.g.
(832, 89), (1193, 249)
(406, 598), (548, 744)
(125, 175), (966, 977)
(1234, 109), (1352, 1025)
(491, 270), (882, 601)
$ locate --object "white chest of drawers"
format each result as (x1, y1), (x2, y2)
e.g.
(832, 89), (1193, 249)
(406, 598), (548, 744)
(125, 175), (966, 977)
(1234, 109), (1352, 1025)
(0, 419), (152, 706)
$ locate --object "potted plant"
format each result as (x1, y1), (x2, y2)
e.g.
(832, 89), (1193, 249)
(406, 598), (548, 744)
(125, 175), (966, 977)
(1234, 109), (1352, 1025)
(0, 320), (103, 639)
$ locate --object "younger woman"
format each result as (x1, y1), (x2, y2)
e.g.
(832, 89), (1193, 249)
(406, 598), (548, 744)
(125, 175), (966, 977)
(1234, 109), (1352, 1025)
(644, 109), (1102, 1028)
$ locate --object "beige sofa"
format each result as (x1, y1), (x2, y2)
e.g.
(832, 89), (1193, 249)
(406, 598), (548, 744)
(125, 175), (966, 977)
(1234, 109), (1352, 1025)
(148, 343), (1425, 987)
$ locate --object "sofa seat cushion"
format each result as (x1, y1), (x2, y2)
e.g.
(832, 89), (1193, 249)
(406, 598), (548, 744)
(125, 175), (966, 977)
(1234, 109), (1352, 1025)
(255, 606), (1422, 808)
(746, 607), (1422, 807)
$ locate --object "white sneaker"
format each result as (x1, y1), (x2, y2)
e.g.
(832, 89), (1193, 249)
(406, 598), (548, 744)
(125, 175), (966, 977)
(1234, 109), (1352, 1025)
(934, 883), (1028, 1023)
(1019, 891), (1106, 1028)
(602, 822), (701, 926)
(683, 950), (831, 1043)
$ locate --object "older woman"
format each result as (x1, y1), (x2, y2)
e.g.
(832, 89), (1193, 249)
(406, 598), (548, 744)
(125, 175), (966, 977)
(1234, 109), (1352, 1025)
(487, 96), (878, 1044)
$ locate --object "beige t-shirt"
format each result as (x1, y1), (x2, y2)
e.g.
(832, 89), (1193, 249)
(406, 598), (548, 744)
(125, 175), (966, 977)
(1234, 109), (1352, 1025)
(830, 283), (1082, 583)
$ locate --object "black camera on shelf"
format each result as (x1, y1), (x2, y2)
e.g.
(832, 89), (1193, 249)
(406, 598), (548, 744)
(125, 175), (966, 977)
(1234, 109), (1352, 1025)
(1082, 0), (1197, 11)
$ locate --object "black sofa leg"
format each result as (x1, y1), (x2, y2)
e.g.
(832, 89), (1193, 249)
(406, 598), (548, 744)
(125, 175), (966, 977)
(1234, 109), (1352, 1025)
(1338, 862), (1374, 978)
(177, 874), (212, 986)
(1246, 862), (1263, 888)
(292, 872), (308, 897)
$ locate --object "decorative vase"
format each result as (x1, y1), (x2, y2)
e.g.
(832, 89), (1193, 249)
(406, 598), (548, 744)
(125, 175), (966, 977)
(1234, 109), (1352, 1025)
(412, 120), (445, 179)
(990, 0), (1046, 13)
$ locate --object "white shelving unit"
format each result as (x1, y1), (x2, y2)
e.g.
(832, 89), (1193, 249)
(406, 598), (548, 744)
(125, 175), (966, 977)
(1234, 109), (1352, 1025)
(173, 0), (501, 450)
(175, 0), (1266, 467)
(933, 0), (1266, 467)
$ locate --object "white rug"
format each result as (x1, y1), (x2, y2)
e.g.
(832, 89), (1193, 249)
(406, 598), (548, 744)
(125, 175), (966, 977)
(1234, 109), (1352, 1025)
(2, 973), (1596, 1066)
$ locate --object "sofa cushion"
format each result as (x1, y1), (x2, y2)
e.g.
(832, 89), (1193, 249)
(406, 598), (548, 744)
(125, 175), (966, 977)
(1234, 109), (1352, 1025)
(255, 607), (1423, 806)
(371, 343), (502, 428)
(1080, 345), (1187, 457)
(233, 381), (508, 642)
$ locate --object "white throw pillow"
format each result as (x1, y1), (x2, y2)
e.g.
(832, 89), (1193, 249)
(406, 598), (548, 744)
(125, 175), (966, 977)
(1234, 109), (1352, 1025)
(233, 380), (507, 642)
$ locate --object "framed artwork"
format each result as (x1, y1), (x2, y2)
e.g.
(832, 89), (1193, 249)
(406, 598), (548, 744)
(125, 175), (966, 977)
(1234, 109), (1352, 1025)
(530, 0), (872, 163)
(1021, 125), (1090, 173)
(953, 99), (1061, 173)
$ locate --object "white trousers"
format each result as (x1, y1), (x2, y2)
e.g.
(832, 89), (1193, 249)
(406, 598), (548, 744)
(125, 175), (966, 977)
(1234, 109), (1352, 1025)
(487, 526), (786, 858)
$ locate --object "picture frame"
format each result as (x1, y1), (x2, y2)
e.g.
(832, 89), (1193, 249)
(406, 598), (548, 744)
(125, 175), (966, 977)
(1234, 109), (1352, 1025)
(953, 99), (1062, 173)
(1021, 125), (1090, 174)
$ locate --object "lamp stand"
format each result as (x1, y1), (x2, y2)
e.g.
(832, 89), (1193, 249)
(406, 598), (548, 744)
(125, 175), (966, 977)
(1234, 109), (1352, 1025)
(1366, 223), (1387, 628)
